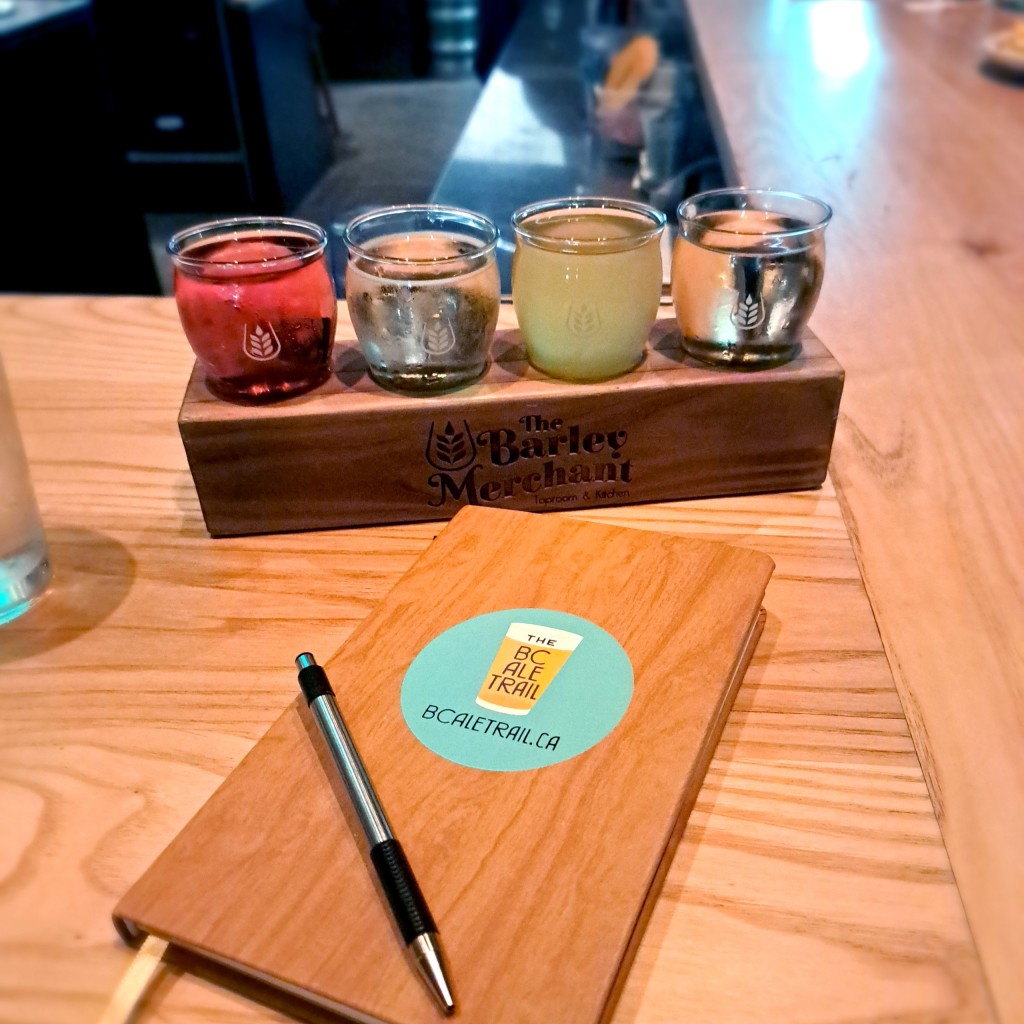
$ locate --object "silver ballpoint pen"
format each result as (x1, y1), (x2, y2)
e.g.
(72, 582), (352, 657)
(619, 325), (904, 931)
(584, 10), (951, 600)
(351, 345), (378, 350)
(295, 653), (456, 1016)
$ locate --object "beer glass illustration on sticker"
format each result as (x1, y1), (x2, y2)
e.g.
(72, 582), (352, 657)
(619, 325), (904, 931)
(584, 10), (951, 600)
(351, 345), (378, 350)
(477, 623), (583, 715)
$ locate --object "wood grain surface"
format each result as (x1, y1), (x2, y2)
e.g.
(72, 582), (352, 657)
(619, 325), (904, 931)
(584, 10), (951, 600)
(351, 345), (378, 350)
(0, 296), (992, 1023)
(114, 506), (774, 1024)
(682, 2), (1024, 1019)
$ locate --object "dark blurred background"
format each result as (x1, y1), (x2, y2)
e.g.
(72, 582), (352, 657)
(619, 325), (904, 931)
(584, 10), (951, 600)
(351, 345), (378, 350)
(0, 0), (719, 295)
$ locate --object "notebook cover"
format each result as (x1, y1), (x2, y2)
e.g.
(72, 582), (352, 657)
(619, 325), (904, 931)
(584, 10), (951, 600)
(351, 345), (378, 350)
(114, 506), (774, 1024)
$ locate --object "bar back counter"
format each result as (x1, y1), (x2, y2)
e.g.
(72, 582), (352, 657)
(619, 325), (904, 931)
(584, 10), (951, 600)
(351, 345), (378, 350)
(432, 0), (721, 289)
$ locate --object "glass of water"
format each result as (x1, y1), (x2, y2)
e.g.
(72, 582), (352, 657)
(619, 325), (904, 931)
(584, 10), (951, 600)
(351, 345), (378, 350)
(342, 205), (501, 392)
(671, 188), (832, 367)
(1, 356), (51, 625)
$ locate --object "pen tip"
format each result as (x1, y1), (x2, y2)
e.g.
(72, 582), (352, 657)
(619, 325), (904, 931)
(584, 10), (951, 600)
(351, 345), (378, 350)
(295, 652), (318, 671)
(410, 934), (456, 1018)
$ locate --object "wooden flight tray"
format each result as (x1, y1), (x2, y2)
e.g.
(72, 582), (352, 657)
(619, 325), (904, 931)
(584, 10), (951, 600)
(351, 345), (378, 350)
(178, 306), (844, 536)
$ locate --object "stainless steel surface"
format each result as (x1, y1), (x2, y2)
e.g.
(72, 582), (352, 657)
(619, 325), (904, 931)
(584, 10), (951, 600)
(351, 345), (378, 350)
(0, 0), (88, 41)
(310, 695), (393, 846)
(431, 0), (715, 290)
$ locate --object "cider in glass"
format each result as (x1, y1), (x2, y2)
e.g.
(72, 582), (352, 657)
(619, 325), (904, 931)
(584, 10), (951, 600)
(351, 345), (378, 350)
(672, 189), (831, 367)
(511, 197), (666, 381)
(169, 217), (337, 402)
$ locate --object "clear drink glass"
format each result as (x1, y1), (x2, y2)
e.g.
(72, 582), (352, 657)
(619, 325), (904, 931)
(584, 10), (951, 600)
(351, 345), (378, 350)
(169, 217), (337, 402)
(672, 188), (832, 367)
(511, 196), (666, 381)
(343, 205), (501, 392)
(0, 356), (52, 625)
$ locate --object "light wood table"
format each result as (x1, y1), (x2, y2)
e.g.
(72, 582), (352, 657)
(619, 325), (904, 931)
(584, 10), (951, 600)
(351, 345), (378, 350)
(681, 2), (1024, 1020)
(0, 296), (993, 1023)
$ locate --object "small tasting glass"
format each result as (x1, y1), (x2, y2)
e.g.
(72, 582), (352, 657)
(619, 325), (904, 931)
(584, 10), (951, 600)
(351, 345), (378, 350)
(169, 216), (337, 402)
(342, 205), (501, 393)
(511, 196), (666, 382)
(672, 188), (832, 368)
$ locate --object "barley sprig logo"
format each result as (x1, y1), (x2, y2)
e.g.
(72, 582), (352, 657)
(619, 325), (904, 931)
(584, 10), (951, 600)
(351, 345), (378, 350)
(426, 419), (477, 471)
(243, 322), (282, 361)
(731, 292), (765, 330)
(423, 315), (457, 355)
(566, 302), (601, 339)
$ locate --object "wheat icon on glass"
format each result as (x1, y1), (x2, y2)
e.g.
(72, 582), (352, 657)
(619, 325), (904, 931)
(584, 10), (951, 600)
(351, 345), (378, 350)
(566, 303), (601, 339)
(423, 316), (457, 355)
(730, 293), (766, 331)
(243, 323), (282, 361)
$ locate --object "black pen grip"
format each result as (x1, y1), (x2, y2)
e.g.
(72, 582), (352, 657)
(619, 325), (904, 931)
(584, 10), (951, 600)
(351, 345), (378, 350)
(370, 839), (437, 944)
(297, 663), (334, 704)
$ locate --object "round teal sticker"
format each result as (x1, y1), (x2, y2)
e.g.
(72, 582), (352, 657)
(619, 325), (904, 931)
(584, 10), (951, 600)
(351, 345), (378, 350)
(401, 608), (633, 772)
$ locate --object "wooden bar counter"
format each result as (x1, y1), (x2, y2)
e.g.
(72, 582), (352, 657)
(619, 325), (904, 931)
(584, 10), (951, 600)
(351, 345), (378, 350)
(0, 296), (996, 1023)
(680, 1), (1023, 1020)
(1, 5), (1021, 1021)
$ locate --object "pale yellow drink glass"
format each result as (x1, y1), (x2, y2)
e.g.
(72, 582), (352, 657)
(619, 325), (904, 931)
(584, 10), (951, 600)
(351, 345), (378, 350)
(511, 197), (666, 381)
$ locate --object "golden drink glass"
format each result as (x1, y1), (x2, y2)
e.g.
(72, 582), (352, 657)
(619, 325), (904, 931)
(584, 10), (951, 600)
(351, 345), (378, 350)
(672, 188), (831, 367)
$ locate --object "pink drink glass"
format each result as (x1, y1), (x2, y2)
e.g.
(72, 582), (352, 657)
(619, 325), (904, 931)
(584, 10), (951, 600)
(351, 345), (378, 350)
(169, 217), (337, 402)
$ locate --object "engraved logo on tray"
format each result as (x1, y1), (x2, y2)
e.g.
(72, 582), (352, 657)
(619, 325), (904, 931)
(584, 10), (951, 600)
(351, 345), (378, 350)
(426, 420), (477, 472)
(424, 414), (633, 511)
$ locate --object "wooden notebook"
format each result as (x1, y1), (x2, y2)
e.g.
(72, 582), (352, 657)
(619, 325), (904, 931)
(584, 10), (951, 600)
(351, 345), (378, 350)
(114, 506), (774, 1024)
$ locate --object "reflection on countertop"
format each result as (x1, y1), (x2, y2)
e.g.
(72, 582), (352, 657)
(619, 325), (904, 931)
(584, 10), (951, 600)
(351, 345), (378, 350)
(0, 0), (89, 39)
(431, 0), (722, 290)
